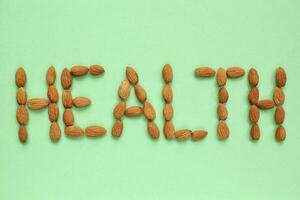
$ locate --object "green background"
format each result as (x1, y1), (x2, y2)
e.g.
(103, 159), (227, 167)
(0, 0), (300, 199)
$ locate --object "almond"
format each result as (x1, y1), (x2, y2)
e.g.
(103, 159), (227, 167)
(18, 125), (28, 142)
(218, 87), (228, 103)
(248, 68), (259, 87)
(191, 130), (208, 141)
(217, 103), (228, 120)
(217, 120), (229, 140)
(16, 87), (27, 105)
(27, 98), (49, 110)
(134, 84), (147, 103)
(174, 129), (192, 140)
(194, 67), (215, 77)
(216, 67), (227, 86)
(249, 105), (260, 123)
(89, 65), (105, 75)
(143, 101), (156, 121)
(273, 87), (285, 105)
(65, 125), (84, 137)
(275, 106), (285, 124)
(126, 66), (139, 85)
(162, 64), (173, 83)
(124, 106), (143, 117)
(48, 103), (59, 122)
(276, 67), (287, 88)
(118, 80), (131, 100)
(47, 85), (58, 103)
(147, 121), (160, 139)
(62, 90), (72, 108)
(16, 105), (28, 125)
(248, 87), (259, 105)
(46, 66), (56, 85)
(72, 96), (91, 108)
(111, 120), (123, 137)
(113, 101), (126, 119)
(15, 67), (26, 87)
(63, 109), (74, 126)
(50, 122), (61, 142)
(162, 84), (173, 103)
(163, 103), (173, 121)
(163, 121), (174, 139)
(226, 67), (245, 78)
(257, 99), (274, 110)
(85, 126), (106, 137)
(250, 123), (260, 140)
(61, 68), (72, 89)
(275, 125), (286, 141)
(71, 65), (89, 76)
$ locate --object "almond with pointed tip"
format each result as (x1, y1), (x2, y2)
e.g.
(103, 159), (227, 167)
(28, 98), (49, 110)
(143, 101), (156, 121)
(72, 96), (91, 108)
(174, 129), (192, 140)
(191, 130), (208, 141)
(48, 85), (58, 103)
(275, 106), (285, 124)
(163, 121), (175, 139)
(65, 126), (84, 137)
(217, 103), (228, 120)
(50, 122), (61, 142)
(250, 124), (260, 140)
(63, 109), (74, 126)
(61, 68), (72, 89)
(126, 66), (139, 85)
(15, 67), (26, 87)
(48, 103), (59, 122)
(134, 84), (147, 103)
(275, 125), (286, 141)
(248, 87), (259, 105)
(118, 80), (131, 100)
(163, 103), (173, 121)
(248, 68), (259, 87)
(217, 120), (229, 140)
(85, 126), (106, 137)
(16, 105), (28, 125)
(16, 87), (27, 105)
(62, 90), (72, 108)
(19, 125), (28, 142)
(46, 66), (56, 85)
(89, 65), (105, 75)
(147, 121), (160, 139)
(111, 120), (123, 137)
(216, 67), (227, 86)
(113, 101), (126, 119)
(249, 105), (260, 123)
(226, 67), (245, 78)
(194, 67), (215, 77)
(162, 64), (173, 83)
(163, 84), (173, 103)
(276, 67), (287, 87)
(257, 99), (274, 110)
(124, 106), (143, 117)
(71, 65), (89, 76)
(218, 87), (228, 103)
(273, 87), (285, 105)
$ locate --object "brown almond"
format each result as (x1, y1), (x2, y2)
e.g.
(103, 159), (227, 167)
(217, 103), (228, 120)
(226, 67), (245, 78)
(163, 121), (175, 139)
(163, 103), (173, 121)
(65, 125), (84, 137)
(72, 96), (91, 108)
(89, 65), (105, 75)
(143, 101), (156, 121)
(124, 106), (143, 117)
(111, 120), (123, 137)
(147, 121), (160, 139)
(16, 105), (28, 125)
(217, 120), (229, 140)
(85, 126), (106, 137)
(275, 125), (286, 141)
(50, 122), (61, 142)
(113, 101), (126, 119)
(174, 129), (192, 140)
(61, 68), (72, 89)
(257, 99), (274, 110)
(248, 87), (259, 105)
(218, 87), (229, 103)
(71, 65), (89, 76)
(248, 68), (259, 87)
(191, 130), (208, 141)
(162, 64), (173, 83)
(275, 106), (285, 124)
(194, 67), (215, 77)
(15, 67), (26, 87)
(126, 66), (139, 85)
(48, 103), (59, 122)
(250, 124), (260, 140)
(46, 66), (56, 85)
(273, 87), (285, 105)
(63, 109), (74, 126)
(27, 98), (49, 110)
(276, 67), (287, 87)
(47, 85), (59, 103)
(216, 67), (227, 86)
(134, 84), (147, 103)
(62, 90), (72, 108)
(249, 105), (260, 123)
(118, 80), (131, 100)
(163, 84), (173, 103)
(16, 87), (27, 105)
(18, 125), (28, 142)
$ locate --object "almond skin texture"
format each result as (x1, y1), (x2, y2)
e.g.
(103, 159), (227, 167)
(162, 64), (173, 83)
(195, 67), (215, 77)
(257, 99), (274, 110)
(276, 67), (287, 87)
(248, 68), (259, 87)
(126, 66), (139, 85)
(217, 120), (229, 140)
(191, 130), (208, 141)
(63, 109), (74, 126)
(72, 96), (91, 108)
(47, 85), (59, 103)
(15, 67), (26, 87)
(273, 87), (285, 105)
(85, 126), (106, 137)
(71, 65), (89, 76)
(218, 87), (229, 103)
(162, 84), (173, 103)
(62, 90), (72, 108)
(163, 121), (175, 139)
(89, 65), (105, 75)
(251, 124), (260, 140)
(28, 98), (49, 110)
(65, 126), (84, 137)
(118, 80), (131, 100)
(19, 125), (28, 142)
(249, 105), (260, 123)
(226, 67), (245, 78)
(147, 121), (160, 139)
(111, 120), (123, 137)
(163, 103), (173, 121)
(248, 87), (259, 105)
(125, 106), (143, 117)
(217, 104), (228, 120)
(276, 125), (286, 141)
(275, 106), (285, 124)
(174, 129), (192, 140)
(61, 68), (72, 89)
(143, 101), (156, 121)
(216, 67), (227, 86)
(134, 84), (147, 103)
(16, 87), (27, 105)
(46, 66), (56, 85)
(48, 103), (59, 122)
(113, 101), (126, 119)
(50, 122), (61, 142)
(16, 105), (28, 125)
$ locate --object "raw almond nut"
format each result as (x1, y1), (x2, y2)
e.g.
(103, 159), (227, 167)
(174, 129), (192, 140)
(50, 122), (61, 142)
(250, 124), (260, 140)
(46, 66), (56, 85)
(85, 126), (106, 137)
(47, 85), (59, 103)
(134, 84), (147, 103)
(28, 98), (49, 110)
(126, 66), (139, 85)
(218, 87), (228, 103)
(72, 96), (91, 108)
(16, 105), (28, 125)
(143, 101), (156, 121)
(273, 87), (285, 105)
(276, 67), (287, 87)
(48, 103), (59, 122)
(61, 68), (72, 89)
(162, 64), (173, 83)
(65, 125), (84, 137)
(248, 68), (259, 87)
(248, 87), (259, 105)
(257, 99), (274, 110)
(147, 121), (160, 139)
(249, 105), (260, 123)
(113, 101), (126, 119)
(217, 103), (228, 120)
(15, 67), (26, 87)
(16, 87), (27, 105)
(163, 121), (174, 139)
(217, 120), (229, 140)
(63, 109), (74, 126)
(18, 125), (28, 142)
(275, 106), (285, 124)
(163, 103), (173, 121)
(62, 90), (72, 108)
(226, 67), (245, 78)
(275, 125), (286, 141)
(118, 80), (131, 100)
(125, 106), (143, 117)
(216, 67), (227, 86)
(163, 84), (173, 103)
(71, 65), (89, 76)
(89, 65), (105, 75)
(194, 67), (215, 77)
(111, 120), (123, 137)
(191, 130), (208, 141)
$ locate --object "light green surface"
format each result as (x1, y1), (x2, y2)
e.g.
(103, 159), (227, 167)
(0, 0), (300, 199)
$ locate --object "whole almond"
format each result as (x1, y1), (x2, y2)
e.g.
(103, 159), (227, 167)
(147, 121), (160, 139)
(273, 87), (285, 105)
(111, 120), (123, 137)
(217, 103), (228, 120)
(46, 66), (56, 85)
(113, 101), (126, 119)
(125, 106), (143, 117)
(248, 87), (259, 105)
(163, 103), (173, 121)
(174, 129), (192, 140)
(163, 121), (175, 139)
(275, 125), (286, 141)
(61, 68), (72, 89)
(163, 84), (173, 103)
(126, 66), (139, 85)
(65, 125), (84, 137)
(194, 67), (215, 77)
(16, 87), (27, 105)
(50, 122), (61, 142)
(72, 96), (91, 108)
(217, 120), (229, 140)
(191, 130), (208, 141)
(218, 87), (229, 103)
(16, 105), (28, 125)
(226, 67), (245, 78)
(249, 105), (260, 123)
(15, 67), (26, 87)
(89, 65), (105, 75)
(63, 109), (74, 126)
(250, 123), (260, 140)
(134, 84), (147, 103)
(162, 64), (173, 83)
(48, 85), (59, 103)
(18, 125), (28, 142)
(71, 65), (89, 76)
(276, 67), (287, 87)
(85, 126), (106, 137)
(143, 101), (156, 121)
(257, 99), (274, 110)
(62, 90), (72, 108)
(275, 106), (285, 124)
(28, 98), (49, 110)
(216, 67), (227, 86)
(48, 103), (59, 122)
(118, 80), (131, 100)
(248, 68), (259, 87)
